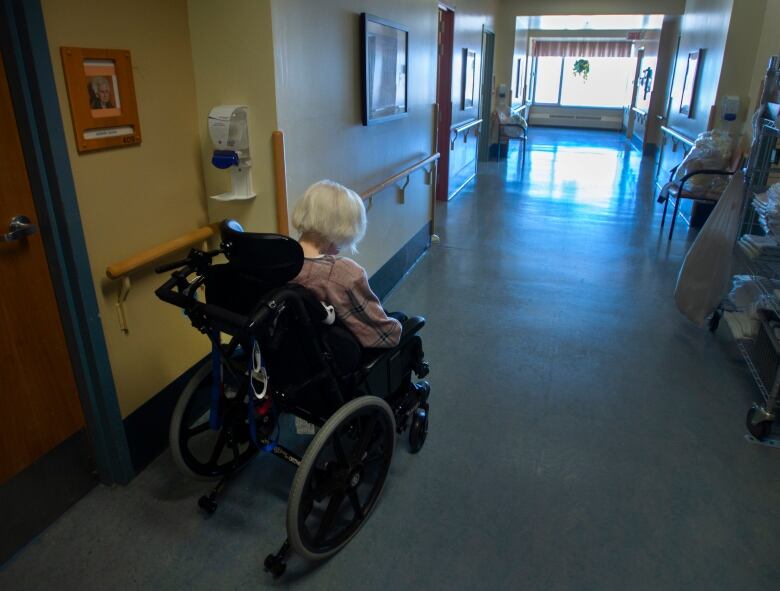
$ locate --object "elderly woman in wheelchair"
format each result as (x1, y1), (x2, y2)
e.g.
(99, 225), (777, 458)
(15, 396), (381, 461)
(155, 180), (430, 577)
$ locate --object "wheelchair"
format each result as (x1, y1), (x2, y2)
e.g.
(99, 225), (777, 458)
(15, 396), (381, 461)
(155, 220), (431, 577)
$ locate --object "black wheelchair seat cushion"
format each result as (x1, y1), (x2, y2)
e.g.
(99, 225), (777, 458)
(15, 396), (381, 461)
(320, 323), (363, 376)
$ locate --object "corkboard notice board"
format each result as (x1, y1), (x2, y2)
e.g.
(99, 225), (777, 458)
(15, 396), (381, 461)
(60, 47), (142, 153)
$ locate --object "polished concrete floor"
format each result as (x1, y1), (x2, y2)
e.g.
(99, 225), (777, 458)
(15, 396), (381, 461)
(3, 128), (779, 590)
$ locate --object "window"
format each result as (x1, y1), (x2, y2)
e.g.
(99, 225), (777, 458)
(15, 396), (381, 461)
(533, 56), (563, 103)
(532, 56), (636, 108)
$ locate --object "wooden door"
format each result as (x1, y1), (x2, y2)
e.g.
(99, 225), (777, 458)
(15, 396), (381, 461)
(0, 50), (86, 484)
(435, 7), (454, 202)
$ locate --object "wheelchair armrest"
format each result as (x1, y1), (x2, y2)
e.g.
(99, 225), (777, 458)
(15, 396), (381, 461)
(360, 315), (425, 371)
(401, 316), (426, 340)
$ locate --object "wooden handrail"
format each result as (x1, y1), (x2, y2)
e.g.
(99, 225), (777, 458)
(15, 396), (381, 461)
(272, 131), (290, 235)
(105, 223), (218, 280)
(660, 125), (695, 148)
(360, 153), (440, 200)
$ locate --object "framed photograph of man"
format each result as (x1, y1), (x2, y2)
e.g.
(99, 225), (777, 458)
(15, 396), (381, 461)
(60, 47), (142, 152)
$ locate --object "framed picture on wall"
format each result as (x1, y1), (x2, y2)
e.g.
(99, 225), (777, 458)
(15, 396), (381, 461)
(514, 58), (523, 99)
(679, 49), (702, 118)
(60, 47), (142, 153)
(461, 49), (476, 110)
(360, 13), (409, 126)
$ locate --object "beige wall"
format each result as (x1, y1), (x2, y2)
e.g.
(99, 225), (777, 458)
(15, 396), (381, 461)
(41, 0), (209, 416)
(187, 0), (280, 233)
(743, 0), (780, 138)
(715, 0), (766, 138)
(665, 0), (733, 138)
(271, 0), (495, 275)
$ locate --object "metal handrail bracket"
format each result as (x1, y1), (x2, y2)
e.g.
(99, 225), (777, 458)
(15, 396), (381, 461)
(450, 118), (483, 150)
(105, 222), (218, 332)
(361, 152), (440, 207)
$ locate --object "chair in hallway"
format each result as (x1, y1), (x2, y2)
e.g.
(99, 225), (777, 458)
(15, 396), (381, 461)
(494, 111), (527, 166)
(661, 148), (744, 240)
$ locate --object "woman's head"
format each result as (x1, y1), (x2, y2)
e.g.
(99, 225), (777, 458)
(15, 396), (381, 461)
(90, 77), (111, 105)
(292, 180), (366, 253)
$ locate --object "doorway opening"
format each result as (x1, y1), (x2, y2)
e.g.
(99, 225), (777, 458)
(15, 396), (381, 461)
(477, 27), (495, 162)
(435, 5), (454, 201)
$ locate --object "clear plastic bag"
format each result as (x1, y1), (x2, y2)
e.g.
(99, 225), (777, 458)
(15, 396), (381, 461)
(674, 171), (745, 326)
(672, 130), (732, 198)
(497, 110), (527, 137)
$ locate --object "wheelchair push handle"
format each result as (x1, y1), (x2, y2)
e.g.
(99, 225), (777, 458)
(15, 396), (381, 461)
(154, 248), (223, 274)
(155, 257), (193, 274)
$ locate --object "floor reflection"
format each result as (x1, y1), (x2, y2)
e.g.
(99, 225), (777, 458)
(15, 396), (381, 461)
(503, 127), (644, 211)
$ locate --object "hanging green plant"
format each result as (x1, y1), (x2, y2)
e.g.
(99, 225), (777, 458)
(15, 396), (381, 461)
(572, 58), (590, 80)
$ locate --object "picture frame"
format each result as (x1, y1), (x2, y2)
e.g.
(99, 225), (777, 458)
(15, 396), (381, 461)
(679, 49), (702, 118)
(360, 13), (409, 126)
(60, 47), (142, 153)
(461, 48), (476, 110)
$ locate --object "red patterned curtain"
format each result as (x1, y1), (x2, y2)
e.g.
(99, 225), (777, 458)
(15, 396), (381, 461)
(532, 40), (633, 58)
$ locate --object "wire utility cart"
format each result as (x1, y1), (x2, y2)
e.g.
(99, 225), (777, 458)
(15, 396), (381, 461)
(713, 117), (780, 444)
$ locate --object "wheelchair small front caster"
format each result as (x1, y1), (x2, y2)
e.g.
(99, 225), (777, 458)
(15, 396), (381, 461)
(264, 540), (290, 578)
(198, 495), (218, 514)
(264, 554), (287, 578)
(746, 406), (773, 441)
(415, 361), (430, 379)
(409, 406), (428, 453)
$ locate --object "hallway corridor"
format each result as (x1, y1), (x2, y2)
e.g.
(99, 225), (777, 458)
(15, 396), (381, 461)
(2, 129), (779, 590)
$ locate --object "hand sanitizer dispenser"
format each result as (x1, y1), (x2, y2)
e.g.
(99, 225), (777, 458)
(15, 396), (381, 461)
(721, 96), (740, 122)
(208, 105), (255, 200)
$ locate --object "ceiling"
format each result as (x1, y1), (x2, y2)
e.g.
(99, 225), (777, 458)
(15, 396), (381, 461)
(527, 15), (664, 30)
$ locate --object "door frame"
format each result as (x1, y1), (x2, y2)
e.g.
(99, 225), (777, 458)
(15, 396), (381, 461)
(0, 0), (133, 485)
(435, 4), (455, 201)
(625, 47), (645, 137)
(477, 26), (494, 162)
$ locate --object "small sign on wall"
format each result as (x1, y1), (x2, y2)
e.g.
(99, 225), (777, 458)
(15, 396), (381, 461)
(60, 47), (142, 153)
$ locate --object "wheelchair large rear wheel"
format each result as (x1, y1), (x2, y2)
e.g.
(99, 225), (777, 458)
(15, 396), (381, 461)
(287, 396), (395, 561)
(169, 360), (258, 480)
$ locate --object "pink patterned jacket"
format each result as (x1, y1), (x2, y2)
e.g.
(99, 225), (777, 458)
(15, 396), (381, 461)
(291, 256), (401, 348)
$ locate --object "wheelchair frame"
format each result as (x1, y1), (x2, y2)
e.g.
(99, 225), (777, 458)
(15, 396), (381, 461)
(155, 240), (429, 577)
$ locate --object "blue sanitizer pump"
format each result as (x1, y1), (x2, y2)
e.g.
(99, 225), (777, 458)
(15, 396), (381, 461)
(207, 105), (255, 201)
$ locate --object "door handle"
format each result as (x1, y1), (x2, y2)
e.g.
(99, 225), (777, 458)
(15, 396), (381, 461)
(2, 215), (37, 242)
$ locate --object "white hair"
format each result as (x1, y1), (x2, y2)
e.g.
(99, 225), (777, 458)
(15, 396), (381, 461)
(291, 180), (366, 252)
